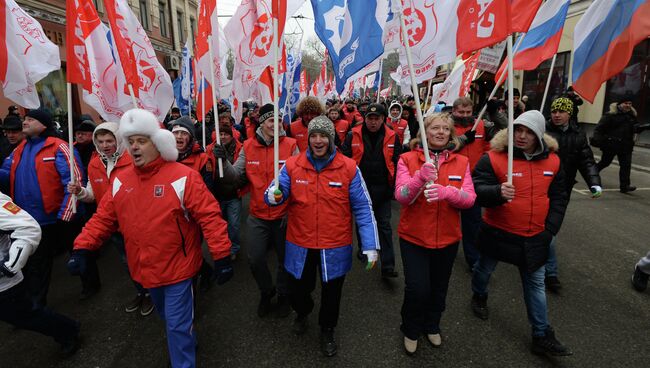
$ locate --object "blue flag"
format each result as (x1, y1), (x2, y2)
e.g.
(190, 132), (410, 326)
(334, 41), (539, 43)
(174, 43), (193, 115)
(279, 49), (302, 124)
(310, 0), (388, 94)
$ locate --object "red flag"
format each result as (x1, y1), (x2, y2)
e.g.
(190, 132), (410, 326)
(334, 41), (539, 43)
(103, 0), (139, 95)
(66, 0), (89, 86)
(456, 0), (512, 54)
(511, 0), (543, 33)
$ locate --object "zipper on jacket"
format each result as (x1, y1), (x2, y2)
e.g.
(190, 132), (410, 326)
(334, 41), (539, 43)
(528, 161), (534, 233)
(176, 217), (187, 257)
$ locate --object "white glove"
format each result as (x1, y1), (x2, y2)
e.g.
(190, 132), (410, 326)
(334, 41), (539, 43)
(267, 184), (283, 205)
(1, 242), (33, 277)
(363, 250), (378, 271)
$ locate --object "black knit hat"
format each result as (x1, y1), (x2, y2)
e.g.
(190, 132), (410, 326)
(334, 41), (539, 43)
(25, 108), (53, 128)
(75, 120), (97, 133)
(0, 115), (22, 131)
(170, 116), (196, 139)
(258, 103), (275, 123)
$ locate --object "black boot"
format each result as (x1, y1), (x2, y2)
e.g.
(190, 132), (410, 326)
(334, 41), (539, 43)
(531, 327), (572, 356)
(632, 266), (649, 292)
(320, 328), (337, 357)
(257, 289), (276, 317)
(274, 295), (291, 318)
(471, 293), (488, 320)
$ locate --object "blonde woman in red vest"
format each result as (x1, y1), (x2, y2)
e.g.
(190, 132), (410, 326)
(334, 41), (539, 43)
(394, 113), (476, 354)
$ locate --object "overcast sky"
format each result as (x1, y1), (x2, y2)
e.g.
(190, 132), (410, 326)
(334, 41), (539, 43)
(216, 0), (319, 48)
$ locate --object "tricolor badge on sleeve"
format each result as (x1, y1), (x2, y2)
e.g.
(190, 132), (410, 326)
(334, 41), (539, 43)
(328, 182), (343, 188)
(543, 171), (554, 177)
(3, 201), (21, 214)
(448, 175), (462, 182)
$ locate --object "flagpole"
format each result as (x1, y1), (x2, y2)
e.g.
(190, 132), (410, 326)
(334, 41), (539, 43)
(66, 83), (77, 214)
(540, 54), (557, 111)
(399, 10), (430, 162)
(201, 72), (206, 149)
(376, 57), (383, 103)
(126, 84), (138, 109)
(506, 35), (515, 184)
(208, 35), (223, 177)
(473, 34), (527, 131)
(272, 14), (280, 189)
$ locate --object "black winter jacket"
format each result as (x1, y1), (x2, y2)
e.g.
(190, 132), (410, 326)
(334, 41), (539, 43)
(546, 121), (601, 193)
(593, 103), (642, 152)
(472, 130), (568, 273)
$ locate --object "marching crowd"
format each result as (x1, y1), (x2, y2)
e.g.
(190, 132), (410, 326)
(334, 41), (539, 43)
(0, 90), (648, 367)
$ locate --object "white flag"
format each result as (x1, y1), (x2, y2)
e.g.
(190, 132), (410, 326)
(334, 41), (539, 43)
(1, 0), (61, 108)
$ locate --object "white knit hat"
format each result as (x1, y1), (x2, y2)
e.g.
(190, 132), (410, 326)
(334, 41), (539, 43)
(119, 109), (178, 161)
(513, 110), (546, 150)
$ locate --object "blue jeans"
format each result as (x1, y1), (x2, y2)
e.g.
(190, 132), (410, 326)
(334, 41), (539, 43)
(219, 198), (242, 255)
(544, 236), (558, 277)
(472, 254), (549, 336)
(149, 279), (196, 368)
(460, 203), (482, 268)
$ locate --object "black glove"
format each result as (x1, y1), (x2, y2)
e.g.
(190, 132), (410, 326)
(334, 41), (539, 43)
(212, 256), (234, 285)
(66, 249), (90, 276)
(463, 130), (476, 144)
(212, 144), (227, 160)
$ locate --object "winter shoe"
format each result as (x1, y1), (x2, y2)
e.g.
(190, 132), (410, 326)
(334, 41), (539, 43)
(257, 289), (276, 317)
(403, 336), (418, 355)
(632, 266), (649, 292)
(125, 294), (143, 313)
(531, 327), (573, 356)
(427, 334), (442, 347)
(292, 316), (308, 335)
(471, 294), (489, 320)
(140, 294), (155, 316)
(60, 322), (81, 358)
(320, 328), (337, 357)
(274, 295), (292, 318)
(545, 276), (562, 293)
(620, 186), (637, 193)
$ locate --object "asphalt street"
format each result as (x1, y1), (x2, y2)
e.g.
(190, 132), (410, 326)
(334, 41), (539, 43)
(2, 147), (650, 368)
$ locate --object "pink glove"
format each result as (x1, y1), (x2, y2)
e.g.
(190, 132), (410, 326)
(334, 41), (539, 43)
(417, 162), (438, 183)
(424, 183), (459, 202)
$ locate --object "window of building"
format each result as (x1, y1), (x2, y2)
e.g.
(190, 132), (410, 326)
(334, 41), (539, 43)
(189, 17), (196, 45)
(604, 39), (649, 124)
(139, 0), (150, 30)
(159, 2), (169, 38)
(176, 11), (185, 44)
(522, 51), (570, 116)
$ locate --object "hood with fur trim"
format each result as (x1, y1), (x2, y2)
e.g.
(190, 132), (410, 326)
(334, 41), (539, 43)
(609, 102), (637, 116)
(389, 101), (403, 118)
(119, 109), (178, 161)
(489, 129), (559, 155)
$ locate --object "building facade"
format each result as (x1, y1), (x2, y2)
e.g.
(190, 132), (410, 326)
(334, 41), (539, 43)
(1, 0), (198, 121)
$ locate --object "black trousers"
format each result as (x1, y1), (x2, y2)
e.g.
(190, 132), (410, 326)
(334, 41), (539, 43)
(289, 249), (345, 330)
(0, 282), (78, 345)
(400, 238), (459, 340)
(597, 149), (633, 189)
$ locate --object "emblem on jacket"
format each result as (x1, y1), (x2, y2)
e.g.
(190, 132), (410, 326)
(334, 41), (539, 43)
(2, 201), (21, 214)
(154, 185), (165, 197)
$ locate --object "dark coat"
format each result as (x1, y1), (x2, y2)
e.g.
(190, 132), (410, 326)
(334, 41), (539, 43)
(546, 121), (601, 193)
(472, 130), (568, 273)
(593, 103), (641, 152)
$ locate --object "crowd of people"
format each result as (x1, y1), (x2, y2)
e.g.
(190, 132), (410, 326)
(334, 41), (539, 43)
(0, 89), (648, 367)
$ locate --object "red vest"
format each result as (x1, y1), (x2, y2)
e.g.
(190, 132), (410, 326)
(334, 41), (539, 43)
(397, 150), (469, 248)
(386, 117), (408, 144)
(289, 119), (309, 152)
(87, 153), (132, 203)
(334, 119), (350, 144)
(178, 144), (210, 173)
(455, 121), (490, 172)
(244, 136), (297, 220)
(350, 124), (396, 185)
(483, 150), (560, 237)
(343, 108), (363, 124)
(10, 137), (81, 217)
(245, 117), (257, 140)
(284, 152), (358, 249)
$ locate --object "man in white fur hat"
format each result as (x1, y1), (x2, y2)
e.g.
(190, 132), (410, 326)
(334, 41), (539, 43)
(67, 109), (232, 368)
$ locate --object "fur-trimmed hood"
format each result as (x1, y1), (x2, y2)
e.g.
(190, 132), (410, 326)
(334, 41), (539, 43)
(609, 102), (637, 116)
(489, 129), (559, 154)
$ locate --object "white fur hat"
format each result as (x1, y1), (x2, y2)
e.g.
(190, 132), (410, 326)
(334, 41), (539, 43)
(119, 109), (178, 161)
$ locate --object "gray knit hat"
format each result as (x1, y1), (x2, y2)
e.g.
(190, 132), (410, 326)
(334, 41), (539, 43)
(513, 110), (546, 150)
(308, 115), (336, 153)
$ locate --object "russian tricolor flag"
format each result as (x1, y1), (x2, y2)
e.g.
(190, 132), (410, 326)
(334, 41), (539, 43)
(495, 0), (570, 82)
(572, 0), (650, 103)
